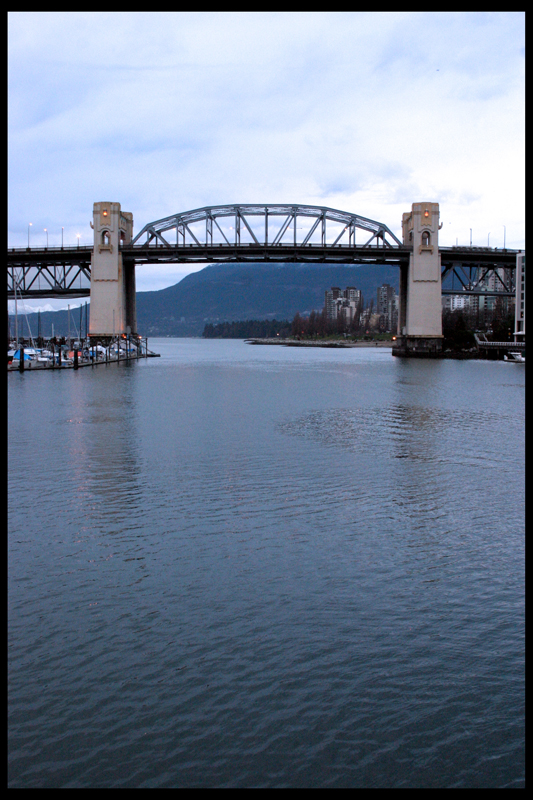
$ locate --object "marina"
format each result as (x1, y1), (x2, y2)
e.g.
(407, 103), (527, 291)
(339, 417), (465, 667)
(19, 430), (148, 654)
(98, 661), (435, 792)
(7, 336), (159, 371)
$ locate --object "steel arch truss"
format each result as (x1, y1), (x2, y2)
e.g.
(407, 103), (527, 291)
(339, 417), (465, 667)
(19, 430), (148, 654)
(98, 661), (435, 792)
(131, 204), (403, 249)
(441, 260), (516, 297)
(8, 261), (91, 299)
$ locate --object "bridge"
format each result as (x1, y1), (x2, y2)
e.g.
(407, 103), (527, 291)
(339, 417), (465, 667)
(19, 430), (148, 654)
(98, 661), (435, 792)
(8, 201), (521, 356)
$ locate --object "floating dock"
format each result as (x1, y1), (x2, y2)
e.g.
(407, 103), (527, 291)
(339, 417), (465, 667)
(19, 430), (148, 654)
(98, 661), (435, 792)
(8, 337), (160, 373)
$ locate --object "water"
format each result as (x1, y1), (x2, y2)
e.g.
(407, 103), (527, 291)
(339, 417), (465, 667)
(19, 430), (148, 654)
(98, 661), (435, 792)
(8, 340), (525, 788)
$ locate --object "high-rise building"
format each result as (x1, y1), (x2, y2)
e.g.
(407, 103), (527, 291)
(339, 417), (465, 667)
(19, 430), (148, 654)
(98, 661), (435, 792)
(325, 287), (342, 319)
(324, 287), (362, 324)
(376, 283), (397, 332)
(442, 293), (469, 312)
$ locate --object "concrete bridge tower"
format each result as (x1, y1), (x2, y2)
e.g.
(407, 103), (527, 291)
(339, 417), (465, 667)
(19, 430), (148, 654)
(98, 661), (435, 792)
(394, 202), (443, 357)
(89, 202), (137, 340)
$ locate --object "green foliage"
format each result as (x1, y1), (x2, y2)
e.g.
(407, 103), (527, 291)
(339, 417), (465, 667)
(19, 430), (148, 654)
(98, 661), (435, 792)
(290, 309), (339, 338)
(203, 310), (358, 340)
(489, 310), (515, 342)
(202, 319), (291, 338)
(289, 308), (368, 339)
(442, 310), (476, 350)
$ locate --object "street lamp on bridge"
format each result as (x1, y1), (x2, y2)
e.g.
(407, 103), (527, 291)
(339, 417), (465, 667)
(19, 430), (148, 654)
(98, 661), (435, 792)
(28, 222), (32, 248)
(44, 228), (48, 248)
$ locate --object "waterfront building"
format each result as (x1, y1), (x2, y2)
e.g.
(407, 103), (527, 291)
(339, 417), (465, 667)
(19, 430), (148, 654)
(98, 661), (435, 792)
(324, 287), (362, 326)
(376, 283), (397, 332)
(515, 251), (525, 341)
(325, 287), (342, 319)
(442, 293), (470, 312)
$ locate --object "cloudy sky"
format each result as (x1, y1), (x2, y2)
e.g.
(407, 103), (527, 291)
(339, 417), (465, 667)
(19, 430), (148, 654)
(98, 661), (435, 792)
(8, 11), (525, 311)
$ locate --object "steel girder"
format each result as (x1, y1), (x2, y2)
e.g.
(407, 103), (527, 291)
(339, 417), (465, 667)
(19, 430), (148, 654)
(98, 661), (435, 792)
(440, 260), (516, 297)
(8, 234), (518, 301)
(130, 204), (403, 248)
(8, 262), (91, 299)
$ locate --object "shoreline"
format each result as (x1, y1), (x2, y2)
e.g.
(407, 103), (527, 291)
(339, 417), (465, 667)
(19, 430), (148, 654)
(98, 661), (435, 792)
(244, 339), (510, 359)
(245, 338), (391, 348)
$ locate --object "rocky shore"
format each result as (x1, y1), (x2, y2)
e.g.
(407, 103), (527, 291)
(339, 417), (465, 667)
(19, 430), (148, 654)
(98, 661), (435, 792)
(245, 338), (392, 348)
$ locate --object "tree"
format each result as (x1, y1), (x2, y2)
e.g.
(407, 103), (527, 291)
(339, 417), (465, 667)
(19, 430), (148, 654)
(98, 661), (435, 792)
(336, 310), (346, 336)
(316, 308), (328, 337)
(291, 312), (303, 338)
(442, 310), (475, 350)
(307, 310), (317, 337)
(490, 309), (514, 342)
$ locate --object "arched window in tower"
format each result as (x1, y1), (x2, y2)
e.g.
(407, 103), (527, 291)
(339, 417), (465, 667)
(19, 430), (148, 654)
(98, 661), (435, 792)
(421, 230), (431, 247)
(101, 230), (111, 247)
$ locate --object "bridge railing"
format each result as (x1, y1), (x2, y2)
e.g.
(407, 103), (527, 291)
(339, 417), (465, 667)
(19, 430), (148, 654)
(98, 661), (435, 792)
(122, 241), (407, 250)
(9, 243), (519, 253)
(8, 245), (94, 253)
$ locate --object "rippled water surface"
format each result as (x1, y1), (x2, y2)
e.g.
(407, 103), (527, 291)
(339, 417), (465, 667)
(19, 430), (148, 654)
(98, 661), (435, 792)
(8, 340), (525, 787)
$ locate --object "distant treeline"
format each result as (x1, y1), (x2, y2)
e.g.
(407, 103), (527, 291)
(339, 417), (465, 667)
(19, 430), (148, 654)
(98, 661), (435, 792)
(203, 319), (292, 338)
(204, 306), (515, 344)
(290, 309), (364, 337)
(203, 309), (364, 339)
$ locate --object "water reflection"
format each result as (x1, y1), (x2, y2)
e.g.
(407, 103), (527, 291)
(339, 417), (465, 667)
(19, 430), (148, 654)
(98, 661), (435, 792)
(8, 345), (524, 789)
(278, 404), (445, 462)
(55, 367), (144, 513)
(46, 367), (150, 586)
(277, 400), (508, 546)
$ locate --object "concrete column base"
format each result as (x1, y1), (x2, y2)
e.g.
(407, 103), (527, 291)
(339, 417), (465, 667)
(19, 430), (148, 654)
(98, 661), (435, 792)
(392, 336), (444, 358)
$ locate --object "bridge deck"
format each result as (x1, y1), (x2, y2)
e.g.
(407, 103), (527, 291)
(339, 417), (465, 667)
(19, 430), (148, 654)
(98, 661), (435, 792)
(8, 243), (519, 299)
(8, 243), (518, 265)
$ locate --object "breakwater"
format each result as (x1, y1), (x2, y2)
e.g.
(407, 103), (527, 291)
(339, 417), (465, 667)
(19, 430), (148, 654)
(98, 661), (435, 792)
(246, 338), (391, 348)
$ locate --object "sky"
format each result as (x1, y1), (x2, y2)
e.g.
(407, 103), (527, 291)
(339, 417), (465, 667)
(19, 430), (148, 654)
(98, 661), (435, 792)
(8, 11), (525, 312)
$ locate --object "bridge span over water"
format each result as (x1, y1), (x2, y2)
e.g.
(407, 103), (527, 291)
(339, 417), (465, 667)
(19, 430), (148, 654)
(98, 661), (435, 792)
(8, 201), (520, 357)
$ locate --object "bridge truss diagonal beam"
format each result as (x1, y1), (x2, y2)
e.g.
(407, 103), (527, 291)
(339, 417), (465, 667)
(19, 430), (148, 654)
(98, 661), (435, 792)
(8, 231), (519, 301)
(8, 261), (91, 299)
(440, 260), (516, 296)
(130, 203), (404, 249)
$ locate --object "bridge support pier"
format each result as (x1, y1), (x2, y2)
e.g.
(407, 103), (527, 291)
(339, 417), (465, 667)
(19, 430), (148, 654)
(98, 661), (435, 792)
(393, 202), (443, 358)
(88, 202), (137, 342)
